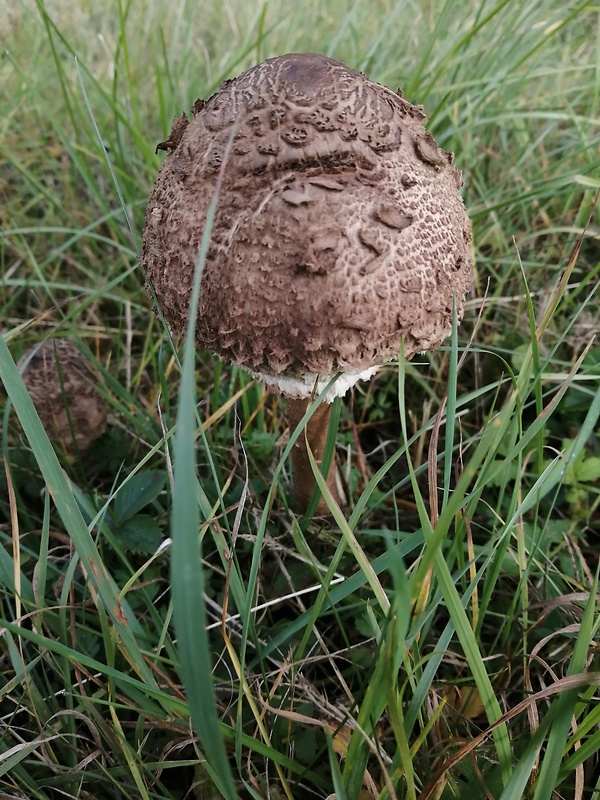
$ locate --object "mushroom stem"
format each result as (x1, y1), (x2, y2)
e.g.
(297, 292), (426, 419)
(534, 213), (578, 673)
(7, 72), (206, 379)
(286, 397), (342, 515)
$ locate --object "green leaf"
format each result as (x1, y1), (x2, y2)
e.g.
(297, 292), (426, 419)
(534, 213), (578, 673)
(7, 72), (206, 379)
(246, 430), (278, 461)
(169, 158), (238, 799)
(116, 515), (163, 554)
(114, 470), (166, 522)
(574, 456), (600, 483)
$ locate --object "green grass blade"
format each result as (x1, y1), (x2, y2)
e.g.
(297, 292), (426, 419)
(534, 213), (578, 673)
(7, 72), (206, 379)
(532, 571), (599, 799)
(168, 149), (237, 798)
(398, 344), (513, 782)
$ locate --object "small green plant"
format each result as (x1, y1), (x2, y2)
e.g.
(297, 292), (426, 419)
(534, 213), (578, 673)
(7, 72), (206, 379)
(561, 439), (600, 520)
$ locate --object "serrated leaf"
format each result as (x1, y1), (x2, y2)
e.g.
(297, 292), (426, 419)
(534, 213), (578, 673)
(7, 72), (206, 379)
(293, 727), (318, 764)
(248, 431), (278, 461)
(486, 458), (520, 486)
(114, 470), (166, 522)
(116, 515), (163, 554)
(574, 456), (600, 483)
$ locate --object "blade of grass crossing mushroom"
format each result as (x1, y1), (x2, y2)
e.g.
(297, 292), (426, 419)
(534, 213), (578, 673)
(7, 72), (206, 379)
(169, 156), (238, 799)
(397, 342), (513, 782)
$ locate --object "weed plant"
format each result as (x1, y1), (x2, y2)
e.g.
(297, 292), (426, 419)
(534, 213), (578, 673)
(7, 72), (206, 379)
(1, 1), (599, 798)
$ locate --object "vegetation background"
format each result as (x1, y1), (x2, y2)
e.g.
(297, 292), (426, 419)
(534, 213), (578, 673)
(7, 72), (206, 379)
(0, 0), (599, 798)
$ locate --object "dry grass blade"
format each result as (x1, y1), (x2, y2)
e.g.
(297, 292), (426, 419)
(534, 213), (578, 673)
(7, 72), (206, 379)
(420, 673), (600, 800)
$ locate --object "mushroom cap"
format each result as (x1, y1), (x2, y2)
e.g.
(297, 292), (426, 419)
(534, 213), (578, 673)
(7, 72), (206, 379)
(142, 53), (473, 399)
(19, 339), (107, 452)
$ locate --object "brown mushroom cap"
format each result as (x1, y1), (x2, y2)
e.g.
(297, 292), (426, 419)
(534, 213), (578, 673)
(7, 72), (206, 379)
(19, 339), (107, 452)
(142, 53), (472, 398)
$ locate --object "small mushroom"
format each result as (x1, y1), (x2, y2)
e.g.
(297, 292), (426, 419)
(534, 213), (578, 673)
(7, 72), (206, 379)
(19, 339), (107, 453)
(142, 53), (473, 514)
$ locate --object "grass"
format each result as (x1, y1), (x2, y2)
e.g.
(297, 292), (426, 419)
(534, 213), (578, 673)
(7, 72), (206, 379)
(1, 0), (599, 797)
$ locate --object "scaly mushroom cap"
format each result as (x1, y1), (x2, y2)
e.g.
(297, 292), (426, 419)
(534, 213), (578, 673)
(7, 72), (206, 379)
(142, 53), (472, 399)
(20, 339), (107, 452)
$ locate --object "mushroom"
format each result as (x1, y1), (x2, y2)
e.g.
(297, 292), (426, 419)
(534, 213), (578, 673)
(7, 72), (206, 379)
(142, 52), (472, 514)
(19, 339), (107, 453)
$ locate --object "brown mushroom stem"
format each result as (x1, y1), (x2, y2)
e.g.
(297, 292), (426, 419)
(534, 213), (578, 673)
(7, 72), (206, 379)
(286, 397), (342, 515)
